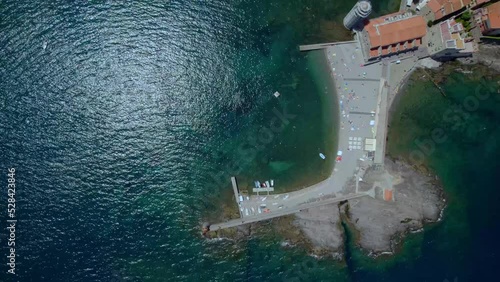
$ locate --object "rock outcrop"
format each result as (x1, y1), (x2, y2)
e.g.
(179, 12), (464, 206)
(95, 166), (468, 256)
(294, 157), (445, 255)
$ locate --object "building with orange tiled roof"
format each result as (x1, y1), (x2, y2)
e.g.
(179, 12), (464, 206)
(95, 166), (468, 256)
(474, 1), (500, 35)
(420, 0), (472, 22)
(426, 18), (476, 59)
(471, 0), (493, 9)
(358, 12), (427, 61)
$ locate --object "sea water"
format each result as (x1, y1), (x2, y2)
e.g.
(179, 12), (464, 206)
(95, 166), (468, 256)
(1, 0), (499, 281)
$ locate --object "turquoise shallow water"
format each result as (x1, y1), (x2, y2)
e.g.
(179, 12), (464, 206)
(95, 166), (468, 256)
(1, 0), (499, 281)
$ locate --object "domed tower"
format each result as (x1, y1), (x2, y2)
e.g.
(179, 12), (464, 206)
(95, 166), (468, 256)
(343, 0), (372, 30)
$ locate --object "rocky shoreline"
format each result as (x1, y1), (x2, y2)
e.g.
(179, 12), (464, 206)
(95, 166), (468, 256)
(291, 157), (446, 257)
(458, 43), (500, 73)
(348, 158), (445, 253)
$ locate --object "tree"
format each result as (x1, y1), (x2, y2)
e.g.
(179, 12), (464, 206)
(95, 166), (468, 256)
(427, 20), (433, 27)
(461, 11), (472, 21)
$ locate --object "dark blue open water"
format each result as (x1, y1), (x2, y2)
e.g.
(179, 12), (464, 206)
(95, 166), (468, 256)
(1, 0), (499, 281)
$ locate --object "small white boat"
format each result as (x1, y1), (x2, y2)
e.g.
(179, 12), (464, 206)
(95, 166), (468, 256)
(319, 153), (326, 159)
(251, 207), (255, 214)
(245, 209), (249, 216)
(273, 91), (280, 98)
(261, 197), (267, 202)
(265, 181), (270, 187)
(42, 41), (47, 50)
(270, 179), (274, 187)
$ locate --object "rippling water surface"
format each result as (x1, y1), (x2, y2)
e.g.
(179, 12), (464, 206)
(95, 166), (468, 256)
(5, 1), (499, 282)
(0, 0), (367, 280)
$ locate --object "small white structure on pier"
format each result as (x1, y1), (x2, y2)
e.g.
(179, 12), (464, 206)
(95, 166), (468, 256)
(343, 0), (372, 31)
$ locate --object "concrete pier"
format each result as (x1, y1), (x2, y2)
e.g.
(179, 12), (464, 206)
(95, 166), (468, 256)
(231, 177), (239, 203)
(210, 193), (367, 230)
(231, 177), (243, 218)
(299, 41), (356, 51)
